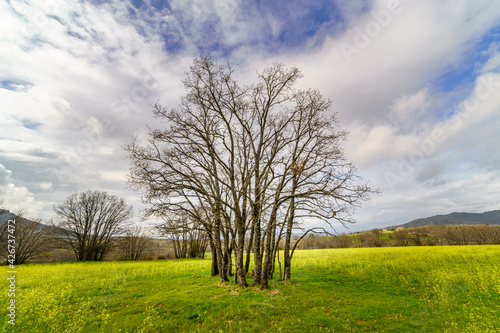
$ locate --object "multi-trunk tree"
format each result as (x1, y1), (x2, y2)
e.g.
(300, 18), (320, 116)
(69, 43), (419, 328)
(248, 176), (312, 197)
(117, 226), (151, 261)
(54, 190), (133, 261)
(125, 56), (375, 289)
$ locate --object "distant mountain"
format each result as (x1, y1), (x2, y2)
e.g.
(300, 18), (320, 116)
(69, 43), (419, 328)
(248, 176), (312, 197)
(0, 209), (48, 230)
(393, 210), (500, 228)
(0, 209), (16, 222)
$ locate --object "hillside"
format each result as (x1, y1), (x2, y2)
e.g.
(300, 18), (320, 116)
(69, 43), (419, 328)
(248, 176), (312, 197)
(395, 210), (500, 228)
(4, 247), (500, 332)
(0, 208), (17, 222)
(0, 209), (48, 230)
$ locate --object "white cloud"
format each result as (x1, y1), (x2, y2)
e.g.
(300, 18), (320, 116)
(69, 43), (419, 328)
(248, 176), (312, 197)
(281, 0), (500, 229)
(1, 0), (499, 231)
(39, 182), (52, 190)
(389, 88), (432, 124)
(343, 58), (500, 229)
(0, 163), (44, 216)
(287, 0), (500, 125)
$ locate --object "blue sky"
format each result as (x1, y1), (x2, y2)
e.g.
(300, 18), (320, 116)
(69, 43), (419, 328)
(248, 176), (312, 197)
(1, 0), (500, 231)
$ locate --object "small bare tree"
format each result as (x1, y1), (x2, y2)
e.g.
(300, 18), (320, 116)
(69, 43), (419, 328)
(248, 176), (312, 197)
(117, 226), (151, 261)
(54, 190), (133, 261)
(0, 209), (52, 264)
(156, 212), (209, 259)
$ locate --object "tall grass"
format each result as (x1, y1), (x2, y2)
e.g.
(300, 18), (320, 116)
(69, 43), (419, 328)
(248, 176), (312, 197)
(2, 245), (499, 332)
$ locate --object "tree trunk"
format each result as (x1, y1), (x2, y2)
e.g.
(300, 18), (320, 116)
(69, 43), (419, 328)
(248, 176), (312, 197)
(260, 208), (277, 290)
(209, 235), (219, 276)
(245, 224), (254, 273)
(283, 189), (296, 282)
(260, 233), (272, 290)
(283, 239), (291, 282)
(236, 223), (248, 287)
(252, 203), (262, 286)
(214, 216), (228, 282)
(224, 236), (233, 277)
(272, 222), (285, 278)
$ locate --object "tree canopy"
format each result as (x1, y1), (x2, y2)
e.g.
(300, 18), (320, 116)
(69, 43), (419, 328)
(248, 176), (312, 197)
(55, 190), (133, 261)
(125, 56), (376, 289)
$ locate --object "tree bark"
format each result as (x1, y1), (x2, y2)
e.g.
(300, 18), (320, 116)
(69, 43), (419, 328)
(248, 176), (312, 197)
(245, 224), (254, 273)
(283, 189), (296, 282)
(260, 207), (278, 289)
(209, 235), (219, 276)
(252, 203), (262, 286)
(213, 216), (228, 282)
(235, 222), (248, 287)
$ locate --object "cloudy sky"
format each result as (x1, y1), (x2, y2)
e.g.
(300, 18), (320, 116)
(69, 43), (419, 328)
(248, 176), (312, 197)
(1, 0), (500, 232)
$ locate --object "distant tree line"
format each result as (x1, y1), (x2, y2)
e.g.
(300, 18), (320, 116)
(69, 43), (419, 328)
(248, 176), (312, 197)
(0, 191), (155, 264)
(299, 225), (500, 249)
(2, 190), (222, 265)
(155, 211), (209, 259)
(2, 189), (227, 264)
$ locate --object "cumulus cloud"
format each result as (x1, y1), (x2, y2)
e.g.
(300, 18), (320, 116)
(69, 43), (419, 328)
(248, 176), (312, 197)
(388, 88), (432, 125)
(0, 163), (44, 216)
(345, 62), (500, 228)
(277, 0), (500, 229)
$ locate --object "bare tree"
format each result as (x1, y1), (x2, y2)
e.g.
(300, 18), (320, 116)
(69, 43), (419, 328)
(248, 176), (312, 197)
(156, 212), (209, 259)
(469, 224), (500, 245)
(0, 209), (52, 264)
(54, 190), (133, 261)
(125, 55), (375, 289)
(117, 226), (151, 261)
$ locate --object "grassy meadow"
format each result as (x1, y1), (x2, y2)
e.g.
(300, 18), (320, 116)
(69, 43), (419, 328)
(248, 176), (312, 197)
(2, 245), (499, 332)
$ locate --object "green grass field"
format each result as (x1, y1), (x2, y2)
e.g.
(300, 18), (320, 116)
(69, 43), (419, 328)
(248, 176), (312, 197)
(2, 245), (499, 332)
